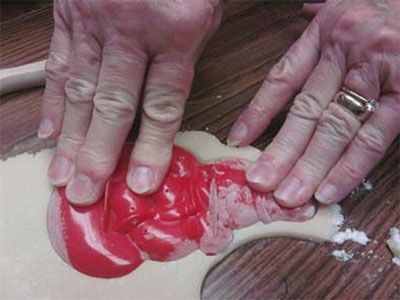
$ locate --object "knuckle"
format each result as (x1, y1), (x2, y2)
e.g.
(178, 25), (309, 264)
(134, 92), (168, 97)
(371, 24), (399, 53)
(58, 132), (85, 149)
(330, 17), (358, 44)
(94, 88), (136, 124)
(153, 65), (194, 93)
(289, 91), (324, 121)
(346, 63), (378, 94)
(247, 101), (273, 123)
(374, 29), (393, 47)
(136, 134), (173, 151)
(354, 125), (386, 156)
(337, 14), (359, 32)
(271, 136), (298, 158)
(143, 66), (188, 124)
(143, 98), (184, 125)
(265, 55), (296, 93)
(78, 148), (114, 179)
(65, 76), (96, 105)
(331, 9), (365, 40)
(340, 160), (363, 181)
(202, 1), (215, 20)
(318, 103), (357, 143)
(169, 2), (215, 33)
(297, 157), (325, 178)
(102, 51), (144, 77)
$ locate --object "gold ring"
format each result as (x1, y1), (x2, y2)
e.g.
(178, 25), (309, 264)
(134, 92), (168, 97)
(333, 87), (378, 121)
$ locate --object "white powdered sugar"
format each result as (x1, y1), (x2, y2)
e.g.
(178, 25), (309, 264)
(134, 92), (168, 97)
(333, 228), (370, 245)
(362, 179), (373, 191)
(389, 227), (400, 244)
(332, 250), (353, 262)
(392, 257), (400, 266)
(331, 204), (344, 228)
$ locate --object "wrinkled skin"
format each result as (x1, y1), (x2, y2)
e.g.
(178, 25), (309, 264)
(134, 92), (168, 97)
(228, 0), (400, 207)
(39, 0), (222, 205)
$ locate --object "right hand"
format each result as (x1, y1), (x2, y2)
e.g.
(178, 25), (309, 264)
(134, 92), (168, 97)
(228, 0), (399, 207)
(39, 0), (222, 205)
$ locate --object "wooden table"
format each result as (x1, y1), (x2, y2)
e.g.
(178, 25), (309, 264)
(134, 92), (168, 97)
(1, 1), (399, 299)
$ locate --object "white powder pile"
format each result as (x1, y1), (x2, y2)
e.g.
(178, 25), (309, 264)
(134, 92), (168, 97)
(331, 204), (344, 228)
(332, 250), (353, 262)
(392, 257), (400, 266)
(333, 228), (370, 245)
(389, 227), (400, 245)
(362, 179), (373, 191)
(350, 179), (373, 197)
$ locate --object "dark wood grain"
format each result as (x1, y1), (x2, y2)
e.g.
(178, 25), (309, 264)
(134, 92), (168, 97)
(1, 1), (52, 22)
(0, 1), (399, 299)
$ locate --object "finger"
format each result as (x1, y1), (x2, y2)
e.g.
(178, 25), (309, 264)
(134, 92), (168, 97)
(127, 59), (194, 194)
(344, 62), (380, 96)
(302, 3), (324, 17)
(227, 21), (320, 146)
(315, 93), (400, 203)
(65, 48), (148, 205)
(247, 52), (346, 195)
(47, 34), (102, 186)
(273, 63), (380, 207)
(38, 6), (71, 139)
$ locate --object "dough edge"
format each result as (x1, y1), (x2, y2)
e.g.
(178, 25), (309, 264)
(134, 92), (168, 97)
(387, 227), (400, 258)
(0, 131), (342, 299)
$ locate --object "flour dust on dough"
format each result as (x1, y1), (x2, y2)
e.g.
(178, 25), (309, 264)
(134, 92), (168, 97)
(0, 131), (342, 299)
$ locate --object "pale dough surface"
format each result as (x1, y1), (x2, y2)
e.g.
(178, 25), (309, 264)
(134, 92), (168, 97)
(387, 227), (400, 258)
(0, 131), (342, 299)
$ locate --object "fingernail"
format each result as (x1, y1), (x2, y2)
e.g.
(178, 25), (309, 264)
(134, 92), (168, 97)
(66, 174), (95, 204)
(128, 166), (154, 194)
(274, 177), (302, 205)
(48, 156), (73, 185)
(315, 184), (337, 204)
(292, 204), (316, 221)
(246, 161), (275, 191)
(38, 119), (54, 139)
(303, 205), (316, 219)
(227, 122), (247, 146)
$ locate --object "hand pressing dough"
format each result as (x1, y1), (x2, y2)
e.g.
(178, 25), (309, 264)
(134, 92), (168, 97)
(0, 131), (343, 299)
(49, 132), (319, 278)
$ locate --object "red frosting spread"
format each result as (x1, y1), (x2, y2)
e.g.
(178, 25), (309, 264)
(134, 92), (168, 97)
(48, 145), (315, 278)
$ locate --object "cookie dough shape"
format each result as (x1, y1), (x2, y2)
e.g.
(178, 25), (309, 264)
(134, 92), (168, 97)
(0, 131), (342, 299)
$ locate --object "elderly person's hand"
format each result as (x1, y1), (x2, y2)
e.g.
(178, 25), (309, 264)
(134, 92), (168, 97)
(39, 0), (221, 205)
(228, 0), (399, 207)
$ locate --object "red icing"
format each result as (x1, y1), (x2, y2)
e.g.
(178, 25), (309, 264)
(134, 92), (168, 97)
(48, 145), (315, 278)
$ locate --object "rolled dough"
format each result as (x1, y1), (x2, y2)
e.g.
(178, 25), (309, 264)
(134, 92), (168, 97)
(0, 60), (46, 96)
(0, 131), (342, 299)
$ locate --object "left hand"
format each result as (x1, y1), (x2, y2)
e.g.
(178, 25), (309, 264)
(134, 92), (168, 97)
(39, 0), (222, 205)
(227, 0), (400, 207)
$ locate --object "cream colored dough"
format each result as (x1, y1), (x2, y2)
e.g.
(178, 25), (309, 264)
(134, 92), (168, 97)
(0, 60), (46, 96)
(387, 227), (400, 258)
(0, 131), (343, 299)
